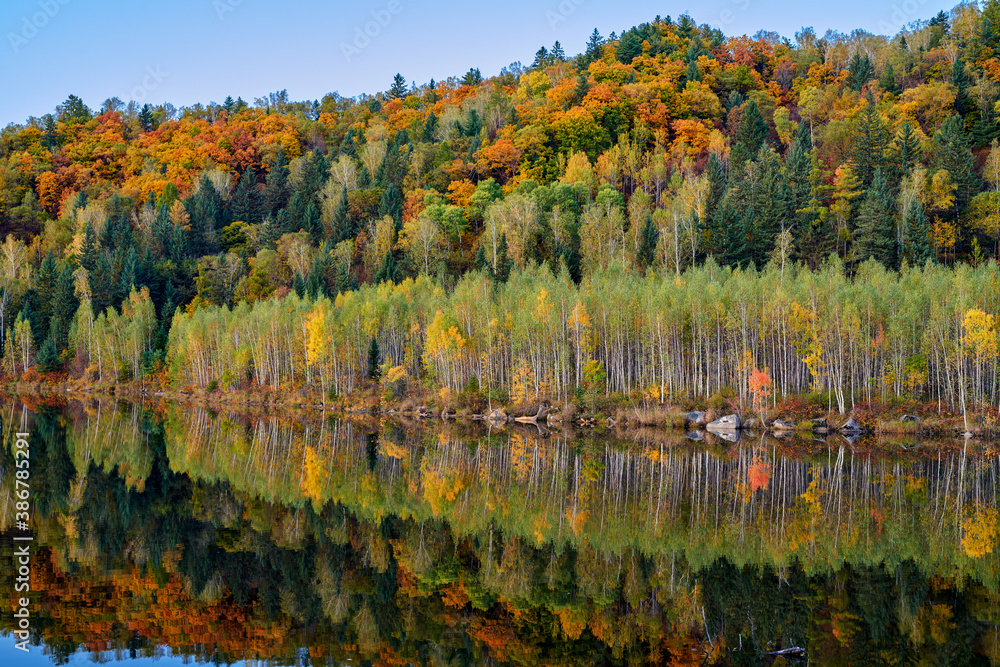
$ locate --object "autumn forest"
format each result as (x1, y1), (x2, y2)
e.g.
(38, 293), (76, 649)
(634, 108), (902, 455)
(7, 5), (1000, 415)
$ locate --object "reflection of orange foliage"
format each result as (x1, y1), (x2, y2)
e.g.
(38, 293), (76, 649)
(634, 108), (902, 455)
(747, 455), (771, 492)
(440, 581), (470, 608)
(555, 607), (587, 640)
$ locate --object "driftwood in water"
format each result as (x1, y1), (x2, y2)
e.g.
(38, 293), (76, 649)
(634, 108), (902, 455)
(514, 401), (551, 424)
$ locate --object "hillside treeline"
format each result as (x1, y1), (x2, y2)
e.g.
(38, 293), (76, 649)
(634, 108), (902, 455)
(4, 5), (1000, 404)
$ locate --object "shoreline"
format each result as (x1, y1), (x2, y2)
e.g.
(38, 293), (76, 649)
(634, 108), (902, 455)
(5, 377), (998, 442)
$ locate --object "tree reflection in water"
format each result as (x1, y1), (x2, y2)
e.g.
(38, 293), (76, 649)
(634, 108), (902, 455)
(2, 398), (1000, 665)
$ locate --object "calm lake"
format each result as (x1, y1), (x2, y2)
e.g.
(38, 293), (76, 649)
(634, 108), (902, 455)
(2, 398), (1000, 665)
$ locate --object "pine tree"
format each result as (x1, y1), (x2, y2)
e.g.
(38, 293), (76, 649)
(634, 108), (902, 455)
(332, 186), (351, 242)
(36, 335), (61, 373)
(494, 234), (512, 283)
(617, 32), (641, 64)
(304, 202), (322, 243)
(532, 46), (550, 69)
(472, 245), (493, 277)
(584, 29), (604, 64)
(51, 265), (77, 351)
(933, 114), (978, 213)
(551, 41), (565, 60)
(389, 73), (408, 99)
(34, 252), (58, 342)
(423, 112), (438, 141)
(373, 250), (398, 285)
(850, 90), (890, 189)
(847, 53), (874, 91)
(786, 123), (813, 221)
(379, 183), (404, 230)
(367, 337), (381, 380)
(231, 166), (263, 224)
(952, 59), (971, 116)
(79, 221), (98, 271)
(879, 63), (900, 95)
(892, 121), (921, 177)
(637, 213), (659, 271)
(853, 169), (897, 268)
(265, 151), (290, 215)
(902, 200), (931, 265)
(730, 100), (768, 168)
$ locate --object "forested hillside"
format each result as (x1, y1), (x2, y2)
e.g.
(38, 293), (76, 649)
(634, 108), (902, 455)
(4, 4), (1000, 410)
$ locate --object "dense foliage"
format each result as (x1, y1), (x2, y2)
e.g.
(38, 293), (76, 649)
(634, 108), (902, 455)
(5, 5), (1000, 407)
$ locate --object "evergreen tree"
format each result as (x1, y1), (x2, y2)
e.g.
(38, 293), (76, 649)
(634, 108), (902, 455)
(332, 186), (351, 242)
(879, 63), (900, 95)
(853, 169), (897, 268)
(389, 73), (408, 99)
(847, 53), (874, 91)
(367, 337), (381, 380)
(472, 245), (493, 277)
(933, 114), (978, 213)
(34, 252), (58, 342)
(532, 46), (550, 69)
(36, 336), (61, 373)
(730, 100), (768, 168)
(423, 111), (438, 141)
(551, 41), (565, 60)
(79, 221), (98, 271)
(637, 213), (659, 271)
(339, 127), (357, 158)
(617, 32), (642, 64)
(892, 121), (921, 177)
(786, 123), (813, 221)
(292, 273), (305, 298)
(850, 90), (890, 189)
(952, 59), (971, 116)
(583, 28), (604, 64)
(373, 250), (398, 285)
(231, 166), (264, 224)
(304, 202), (322, 243)
(379, 183), (404, 230)
(51, 265), (78, 352)
(902, 200), (931, 265)
(494, 233), (512, 283)
(264, 151), (290, 215)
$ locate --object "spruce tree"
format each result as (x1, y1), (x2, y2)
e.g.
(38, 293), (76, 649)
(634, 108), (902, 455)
(892, 121), (921, 177)
(265, 151), (290, 215)
(51, 265), (78, 352)
(853, 169), (897, 268)
(730, 100), (768, 168)
(637, 214), (659, 271)
(379, 183), (404, 230)
(617, 32), (641, 64)
(304, 202), (322, 243)
(367, 337), (381, 380)
(902, 199), (931, 265)
(373, 250), (398, 285)
(879, 63), (900, 95)
(36, 336), (61, 373)
(472, 246), (493, 277)
(79, 221), (98, 271)
(231, 166), (263, 224)
(952, 59), (971, 116)
(332, 186), (351, 242)
(933, 115), (978, 212)
(847, 53), (874, 91)
(850, 90), (890, 189)
(494, 233), (512, 283)
(389, 73), (408, 99)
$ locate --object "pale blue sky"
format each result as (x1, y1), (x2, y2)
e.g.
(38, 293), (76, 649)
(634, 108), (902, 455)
(1, 0), (958, 125)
